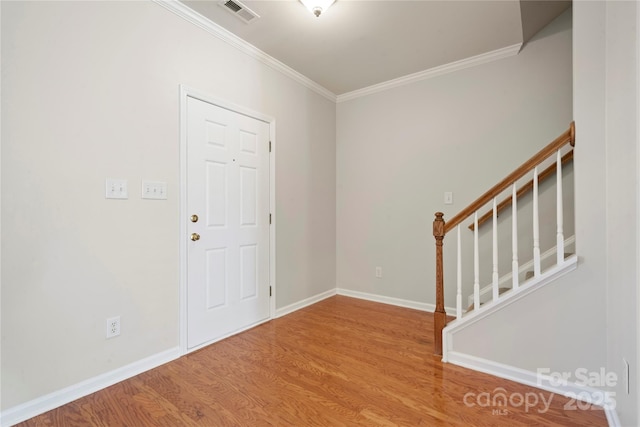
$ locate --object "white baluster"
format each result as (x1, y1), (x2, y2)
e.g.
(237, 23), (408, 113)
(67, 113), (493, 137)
(512, 184), (519, 289)
(556, 150), (565, 264)
(492, 198), (499, 302)
(456, 225), (462, 320)
(533, 166), (541, 277)
(474, 211), (480, 311)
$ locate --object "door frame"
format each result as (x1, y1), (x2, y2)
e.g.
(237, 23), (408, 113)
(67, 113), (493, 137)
(179, 85), (276, 354)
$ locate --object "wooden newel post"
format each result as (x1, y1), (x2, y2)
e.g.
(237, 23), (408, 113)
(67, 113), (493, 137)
(433, 212), (447, 356)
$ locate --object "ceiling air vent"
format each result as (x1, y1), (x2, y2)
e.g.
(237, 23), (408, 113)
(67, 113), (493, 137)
(219, 0), (260, 24)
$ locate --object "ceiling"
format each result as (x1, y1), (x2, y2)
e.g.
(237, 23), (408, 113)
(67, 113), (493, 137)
(181, 0), (571, 96)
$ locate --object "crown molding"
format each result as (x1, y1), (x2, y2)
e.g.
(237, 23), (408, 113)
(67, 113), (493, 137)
(154, 0), (522, 105)
(336, 43), (523, 103)
(152, 0), (337, 103)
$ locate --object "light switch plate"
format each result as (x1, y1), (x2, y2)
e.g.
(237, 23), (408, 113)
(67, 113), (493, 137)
(444, 192), (453, 205)
(106, 179), (128, 199)
(142, 181), (167, 200)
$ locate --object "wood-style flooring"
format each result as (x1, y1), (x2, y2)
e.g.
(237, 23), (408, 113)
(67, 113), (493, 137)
(18, 296), (607, 426)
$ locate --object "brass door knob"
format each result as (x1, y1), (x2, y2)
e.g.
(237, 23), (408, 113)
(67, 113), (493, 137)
(190, 233), (200, 241)
(190, 214), (199, 223)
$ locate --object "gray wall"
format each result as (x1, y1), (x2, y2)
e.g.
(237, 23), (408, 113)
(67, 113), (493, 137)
(336, 10), (573, 307)
(1, 1), (336, 409)
(450, 3), (639, 426)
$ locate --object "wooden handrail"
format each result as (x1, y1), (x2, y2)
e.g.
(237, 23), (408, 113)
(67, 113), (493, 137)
(468, 150), (574, 231)
(443, 122), (575, 235)
(432, 121), (575, 356)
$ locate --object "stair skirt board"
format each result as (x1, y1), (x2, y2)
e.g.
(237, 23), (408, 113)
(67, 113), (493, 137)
(445, 351), (620, 427)
(446, 255), (578, 339)
(466, 287), (510, 312)
(468, 235), (576, 307)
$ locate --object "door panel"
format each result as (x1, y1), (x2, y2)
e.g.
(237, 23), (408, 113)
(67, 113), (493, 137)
(187, 96), (270, 349)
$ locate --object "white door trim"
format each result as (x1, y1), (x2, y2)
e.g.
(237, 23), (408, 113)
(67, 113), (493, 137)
(636, 1), (640, 418)
(179, 85), (276, 355)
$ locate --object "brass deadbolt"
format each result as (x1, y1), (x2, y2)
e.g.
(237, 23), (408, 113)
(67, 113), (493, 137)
(190, 214), (199, 223)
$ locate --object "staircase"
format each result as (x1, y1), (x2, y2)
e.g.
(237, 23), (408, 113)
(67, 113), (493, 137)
(432, 122), (575, 357)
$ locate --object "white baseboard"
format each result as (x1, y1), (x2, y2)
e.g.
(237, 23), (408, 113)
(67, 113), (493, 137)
(446, 351), (619, 426)
(274, 288), (337, 318)
(336, 288), (456, 314)
(605, 406), (621, 427)
(1, 347), (181, 427)
(3, 288), (337, 426)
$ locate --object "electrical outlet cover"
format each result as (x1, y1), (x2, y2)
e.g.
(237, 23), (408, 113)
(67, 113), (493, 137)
(106, 316), (121, 338)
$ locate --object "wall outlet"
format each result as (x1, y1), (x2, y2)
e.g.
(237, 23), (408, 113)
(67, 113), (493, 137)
(106, 316), (121, 339)
(375, 266), (382, 278)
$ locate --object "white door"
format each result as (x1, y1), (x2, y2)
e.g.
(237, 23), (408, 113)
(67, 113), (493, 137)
(186, 96), (270, 349)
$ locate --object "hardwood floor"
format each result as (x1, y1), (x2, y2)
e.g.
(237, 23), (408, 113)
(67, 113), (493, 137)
(18, 296), (607, 426)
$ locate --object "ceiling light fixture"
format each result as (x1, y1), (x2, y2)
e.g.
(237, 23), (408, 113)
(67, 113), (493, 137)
(300, 0), (335, 17)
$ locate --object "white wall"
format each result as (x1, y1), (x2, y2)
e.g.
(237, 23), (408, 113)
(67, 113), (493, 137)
(336, 10), (573, 306)
(1, 0), (336, 410)
(602, 1), (639, 424)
